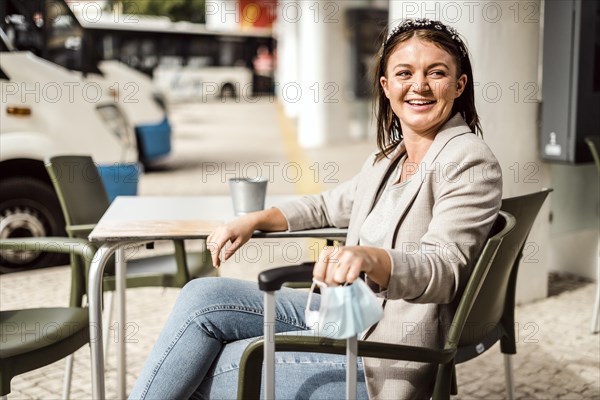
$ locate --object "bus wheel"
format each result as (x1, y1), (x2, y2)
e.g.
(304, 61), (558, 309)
(0, 177), (68, 272)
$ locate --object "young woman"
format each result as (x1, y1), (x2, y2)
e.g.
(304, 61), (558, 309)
(129, 18), (502, 399)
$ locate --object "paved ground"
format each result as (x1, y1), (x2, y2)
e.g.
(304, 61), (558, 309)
(1, 99), (599, 399)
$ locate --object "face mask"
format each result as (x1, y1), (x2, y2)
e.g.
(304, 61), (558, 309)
(305, 278), (384, 339)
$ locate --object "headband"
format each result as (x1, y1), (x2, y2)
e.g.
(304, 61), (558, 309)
(384, 18), (468, 57)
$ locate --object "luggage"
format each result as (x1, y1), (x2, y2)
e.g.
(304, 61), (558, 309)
(257, 263), (359, 400)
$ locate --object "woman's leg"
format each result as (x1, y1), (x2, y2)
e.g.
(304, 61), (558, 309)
(128, 277), (316, 400)
(192, 332), (368, 400)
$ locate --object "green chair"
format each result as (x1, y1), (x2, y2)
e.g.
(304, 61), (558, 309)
(44, 155), (214, 398)
(454, 188), (551, 398)
(45, 155), (214, 299)
(585, 136), (600, 334)
(0, 238), (93, 398)
(239, 189), (551, 400)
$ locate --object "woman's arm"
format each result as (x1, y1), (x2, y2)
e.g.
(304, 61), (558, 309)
(207, 207), (287, 267)
(385, 143), (502, 304)
(207, 155), (371, 268)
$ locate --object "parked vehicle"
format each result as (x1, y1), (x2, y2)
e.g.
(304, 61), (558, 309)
(89, 60), (172, 166)
(0, 49), (138, 270)
(1, 0), (173, 168)
(153, 62), (253, 102)
(78, 13), (274, 96)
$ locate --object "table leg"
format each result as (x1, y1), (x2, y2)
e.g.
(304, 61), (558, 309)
(116, 248), (127, 399)
(89, 243), (120, 400)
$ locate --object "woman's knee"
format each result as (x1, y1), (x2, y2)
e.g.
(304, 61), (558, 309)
(179, 277), (257, 308)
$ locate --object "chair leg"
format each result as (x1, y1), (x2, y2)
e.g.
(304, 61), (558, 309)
(103, 291), (115, 362)
(62, 293), (88, 400)
(591, 248), (600, 334)
(503, 354), (515, 400)
(433, 362), (454, 400)
(62, 354), (74, 399)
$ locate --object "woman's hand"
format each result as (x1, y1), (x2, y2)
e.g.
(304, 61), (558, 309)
(207, 216), (256, 267)
(313, 245), (392, 288)
(207, 207), (289, 268)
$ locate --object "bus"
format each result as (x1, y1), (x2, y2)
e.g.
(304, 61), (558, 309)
(75, 10), (276, 98)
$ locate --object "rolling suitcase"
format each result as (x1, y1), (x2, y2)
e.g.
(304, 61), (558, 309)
(257, 263), (359, 400)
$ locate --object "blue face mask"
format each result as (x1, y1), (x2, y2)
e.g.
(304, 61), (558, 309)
(305, 278), (384, 339)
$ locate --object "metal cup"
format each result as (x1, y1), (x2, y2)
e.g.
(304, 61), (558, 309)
(229, 177), (268, 216)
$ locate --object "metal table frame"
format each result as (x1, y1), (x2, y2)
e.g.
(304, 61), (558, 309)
(87, 195), (347, 399)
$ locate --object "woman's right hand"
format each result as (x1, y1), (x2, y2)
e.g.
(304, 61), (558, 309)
(206, 208), (289, 268)
(207, 215), (257, 268)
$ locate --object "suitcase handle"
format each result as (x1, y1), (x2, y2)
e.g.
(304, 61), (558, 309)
(259, 261), (358, 400)
(258, 262), (314, 291)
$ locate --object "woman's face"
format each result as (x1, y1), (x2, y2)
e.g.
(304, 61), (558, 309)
(380, 36), (467, 138)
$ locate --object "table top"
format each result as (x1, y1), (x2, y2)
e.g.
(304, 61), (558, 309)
(89, 195), (347, 242)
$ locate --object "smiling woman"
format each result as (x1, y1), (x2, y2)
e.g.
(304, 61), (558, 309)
(373, 19), (480, 163)
(380, 39), (466, 140)
(129, 19), (502, 400)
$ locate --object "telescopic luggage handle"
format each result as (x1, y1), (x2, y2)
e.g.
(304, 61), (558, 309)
(258, 262), (358, 400)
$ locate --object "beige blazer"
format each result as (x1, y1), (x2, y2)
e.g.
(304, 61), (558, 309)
(278, 114), (503, 399)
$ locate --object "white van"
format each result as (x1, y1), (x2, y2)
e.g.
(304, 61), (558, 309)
(1, 0), (173, 168)
(88, 60), (173, 167)
(0, 50), (138, 270)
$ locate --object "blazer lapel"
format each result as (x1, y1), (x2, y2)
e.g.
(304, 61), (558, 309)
(346, 147), (404, 245)
(382, 114), (473, 248)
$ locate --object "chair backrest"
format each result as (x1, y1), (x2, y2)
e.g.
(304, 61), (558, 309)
(45, 155), (111, 228)
(443, 210), (515, 350)
(456, 189), (552, 348)
(585, 136), (600, 173)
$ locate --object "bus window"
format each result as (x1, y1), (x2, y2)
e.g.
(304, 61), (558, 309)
(46, 0), (85, 71)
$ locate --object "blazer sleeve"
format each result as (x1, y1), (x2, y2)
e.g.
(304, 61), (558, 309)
(384, 140), (503, 304)
(276, 174), (360, 231)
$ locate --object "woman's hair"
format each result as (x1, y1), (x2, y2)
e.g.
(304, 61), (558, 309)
(373, 19), (481, 161)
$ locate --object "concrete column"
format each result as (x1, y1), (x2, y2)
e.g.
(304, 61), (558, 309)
(275, 0), (300, 119)
(297, 0), (327, 147)
(296, 0), (350, 148)
(388, 0), (550, 303)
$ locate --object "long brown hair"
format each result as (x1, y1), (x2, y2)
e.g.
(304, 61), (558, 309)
(373, 20), (481, 161)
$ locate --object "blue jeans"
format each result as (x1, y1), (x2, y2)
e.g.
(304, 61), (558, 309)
(129, 277), (368, 399)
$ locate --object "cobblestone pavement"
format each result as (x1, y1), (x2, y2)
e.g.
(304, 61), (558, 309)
(1, 99), (598, 399)
(2, 267), (598, 399)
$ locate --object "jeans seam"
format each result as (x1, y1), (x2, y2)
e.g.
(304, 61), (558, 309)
(199, 304), (306, 329)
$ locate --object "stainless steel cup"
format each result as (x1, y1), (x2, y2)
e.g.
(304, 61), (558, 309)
(229, 177), (268, 216)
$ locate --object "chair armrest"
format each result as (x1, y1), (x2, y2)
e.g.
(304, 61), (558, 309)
(66, 224), (97, 238)
(0, 237), (94, 260)
(238, 335), (456, 398)
(1, 237), (96, 307)
(258, 262), (314, 291)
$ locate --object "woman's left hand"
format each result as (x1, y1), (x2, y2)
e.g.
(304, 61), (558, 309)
(313, 245), (392, 288)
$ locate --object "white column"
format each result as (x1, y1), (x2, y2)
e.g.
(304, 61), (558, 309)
(296, 0), (350, 148)
(297, 0), (328, 147)
(388, 1), (550, 303)
(274, 0), (300, 119)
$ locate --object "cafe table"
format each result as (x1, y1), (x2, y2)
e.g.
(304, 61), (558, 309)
(87, 195), (347, 399)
